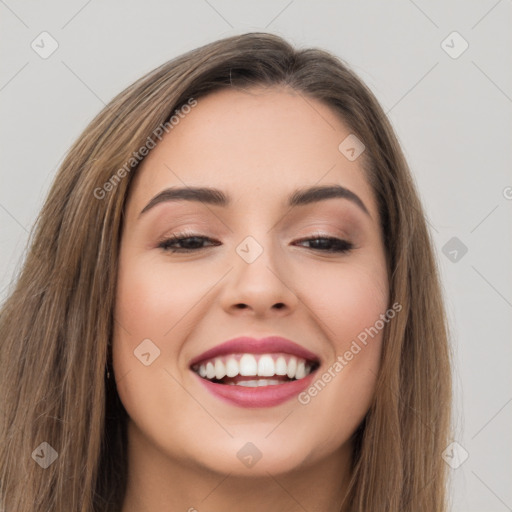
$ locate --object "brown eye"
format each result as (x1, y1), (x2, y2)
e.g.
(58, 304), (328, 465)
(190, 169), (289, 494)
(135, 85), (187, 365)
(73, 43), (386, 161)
(157, 232), (354, 255)
(294, 236), (354, 254)
(158, 233), (220, 253)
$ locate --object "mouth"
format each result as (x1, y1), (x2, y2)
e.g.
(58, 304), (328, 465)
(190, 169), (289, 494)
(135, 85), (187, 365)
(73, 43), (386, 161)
(189, 336), (321, 407)
(188, 336), (321, 407)
(191, 353), (320, 387)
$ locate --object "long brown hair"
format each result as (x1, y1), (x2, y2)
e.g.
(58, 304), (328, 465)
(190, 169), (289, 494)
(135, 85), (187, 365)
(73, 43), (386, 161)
(0, 32), (452, 511)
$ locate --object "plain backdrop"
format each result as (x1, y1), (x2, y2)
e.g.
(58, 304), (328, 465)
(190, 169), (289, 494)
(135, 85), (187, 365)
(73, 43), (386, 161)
(1, 1), (511, 510)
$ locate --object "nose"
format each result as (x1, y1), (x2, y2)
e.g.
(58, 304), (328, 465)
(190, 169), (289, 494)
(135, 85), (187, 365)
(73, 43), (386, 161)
(219, 238), (299, 318)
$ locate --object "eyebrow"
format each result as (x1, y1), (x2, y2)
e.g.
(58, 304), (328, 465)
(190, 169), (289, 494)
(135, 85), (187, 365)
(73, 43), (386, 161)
(138, 184), (371, 218)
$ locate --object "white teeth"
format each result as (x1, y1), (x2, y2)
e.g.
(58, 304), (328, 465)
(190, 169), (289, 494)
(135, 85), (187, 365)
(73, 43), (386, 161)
(257, 355), (275, 377)
(206, 361), (215, 380)
(239, 354), (258, 376)
(225, 357), (238, 378)
(229, 379), (282, 387)
(286, 357), (297, 379)
(275, 356), (287, 375)
(296, 360), (306, 379)
(195, 353), (316, 382)
(215, 359), (226, 380)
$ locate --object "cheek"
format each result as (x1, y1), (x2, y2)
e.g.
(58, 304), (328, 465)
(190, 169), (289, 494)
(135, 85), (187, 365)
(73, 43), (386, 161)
(114, 254), (216, 336)
(301, 258), (389, 346)
(297, 258), (388, 406)
(111, 253), (185, 389)
(293, 259), (389, 430)
(112, 252), (208, 436)
(112, 252), (227, 391)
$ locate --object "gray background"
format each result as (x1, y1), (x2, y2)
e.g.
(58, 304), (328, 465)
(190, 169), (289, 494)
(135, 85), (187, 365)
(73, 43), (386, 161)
(1, 1), (511, 510)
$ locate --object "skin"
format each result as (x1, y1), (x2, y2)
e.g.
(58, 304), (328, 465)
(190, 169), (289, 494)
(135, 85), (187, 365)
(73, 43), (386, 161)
(113, 85), (389, 512)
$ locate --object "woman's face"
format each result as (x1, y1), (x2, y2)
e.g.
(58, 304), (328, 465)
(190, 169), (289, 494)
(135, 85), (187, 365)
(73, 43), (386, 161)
(113, 86), (389, 476)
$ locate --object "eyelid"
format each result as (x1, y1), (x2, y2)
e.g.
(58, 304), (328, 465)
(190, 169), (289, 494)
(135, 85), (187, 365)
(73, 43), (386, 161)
(293, 233), (354, 252)
(157, 230), (355, 254)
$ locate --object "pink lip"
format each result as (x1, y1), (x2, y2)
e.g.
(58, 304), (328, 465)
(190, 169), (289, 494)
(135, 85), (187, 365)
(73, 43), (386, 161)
(193, 370), (317, 408)
(189, 336), (320, 408)
(188, 336), (320, 367)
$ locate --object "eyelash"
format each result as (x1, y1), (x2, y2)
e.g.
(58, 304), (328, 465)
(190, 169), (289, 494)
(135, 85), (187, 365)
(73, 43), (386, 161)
(157, 231), (354, 254)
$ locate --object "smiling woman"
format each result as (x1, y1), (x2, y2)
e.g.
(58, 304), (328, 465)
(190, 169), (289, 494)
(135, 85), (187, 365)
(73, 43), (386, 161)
(0, 33), (452, 512)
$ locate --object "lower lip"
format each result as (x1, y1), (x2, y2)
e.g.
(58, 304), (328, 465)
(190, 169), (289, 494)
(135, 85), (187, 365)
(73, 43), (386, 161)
(192, 371), (317, 408)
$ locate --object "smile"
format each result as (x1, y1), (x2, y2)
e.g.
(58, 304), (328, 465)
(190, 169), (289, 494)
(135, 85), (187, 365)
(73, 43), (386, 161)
(188, 335), (321, 407)
(191, 353), (319, 387)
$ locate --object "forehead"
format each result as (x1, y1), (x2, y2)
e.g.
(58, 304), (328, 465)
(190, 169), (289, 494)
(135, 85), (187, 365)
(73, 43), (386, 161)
(127, 86), (377, 220)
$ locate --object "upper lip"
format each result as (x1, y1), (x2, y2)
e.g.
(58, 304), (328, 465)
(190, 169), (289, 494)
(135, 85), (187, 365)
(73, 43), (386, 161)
(189, 336), (321, 368)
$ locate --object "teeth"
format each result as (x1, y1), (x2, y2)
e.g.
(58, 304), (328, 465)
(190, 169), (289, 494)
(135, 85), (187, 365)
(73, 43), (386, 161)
(194, 353), (316, 382)
(286, 357), (297, 379)
(239, 354), (258, 376)
(257, 355), (275, 377)
(214, 359), (226, 380)
(275, 356), (287, 375)
(296, 360), (306, 380)
(206, 362), (215, 380)
(225, 358), (238, 378)
(228, 379), (283, 387)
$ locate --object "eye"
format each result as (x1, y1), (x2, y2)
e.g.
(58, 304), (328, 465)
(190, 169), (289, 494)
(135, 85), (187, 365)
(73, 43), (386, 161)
(157, 232), (220, 253)
(293, 235), (354, 254)
(157, 232), (354, 254)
